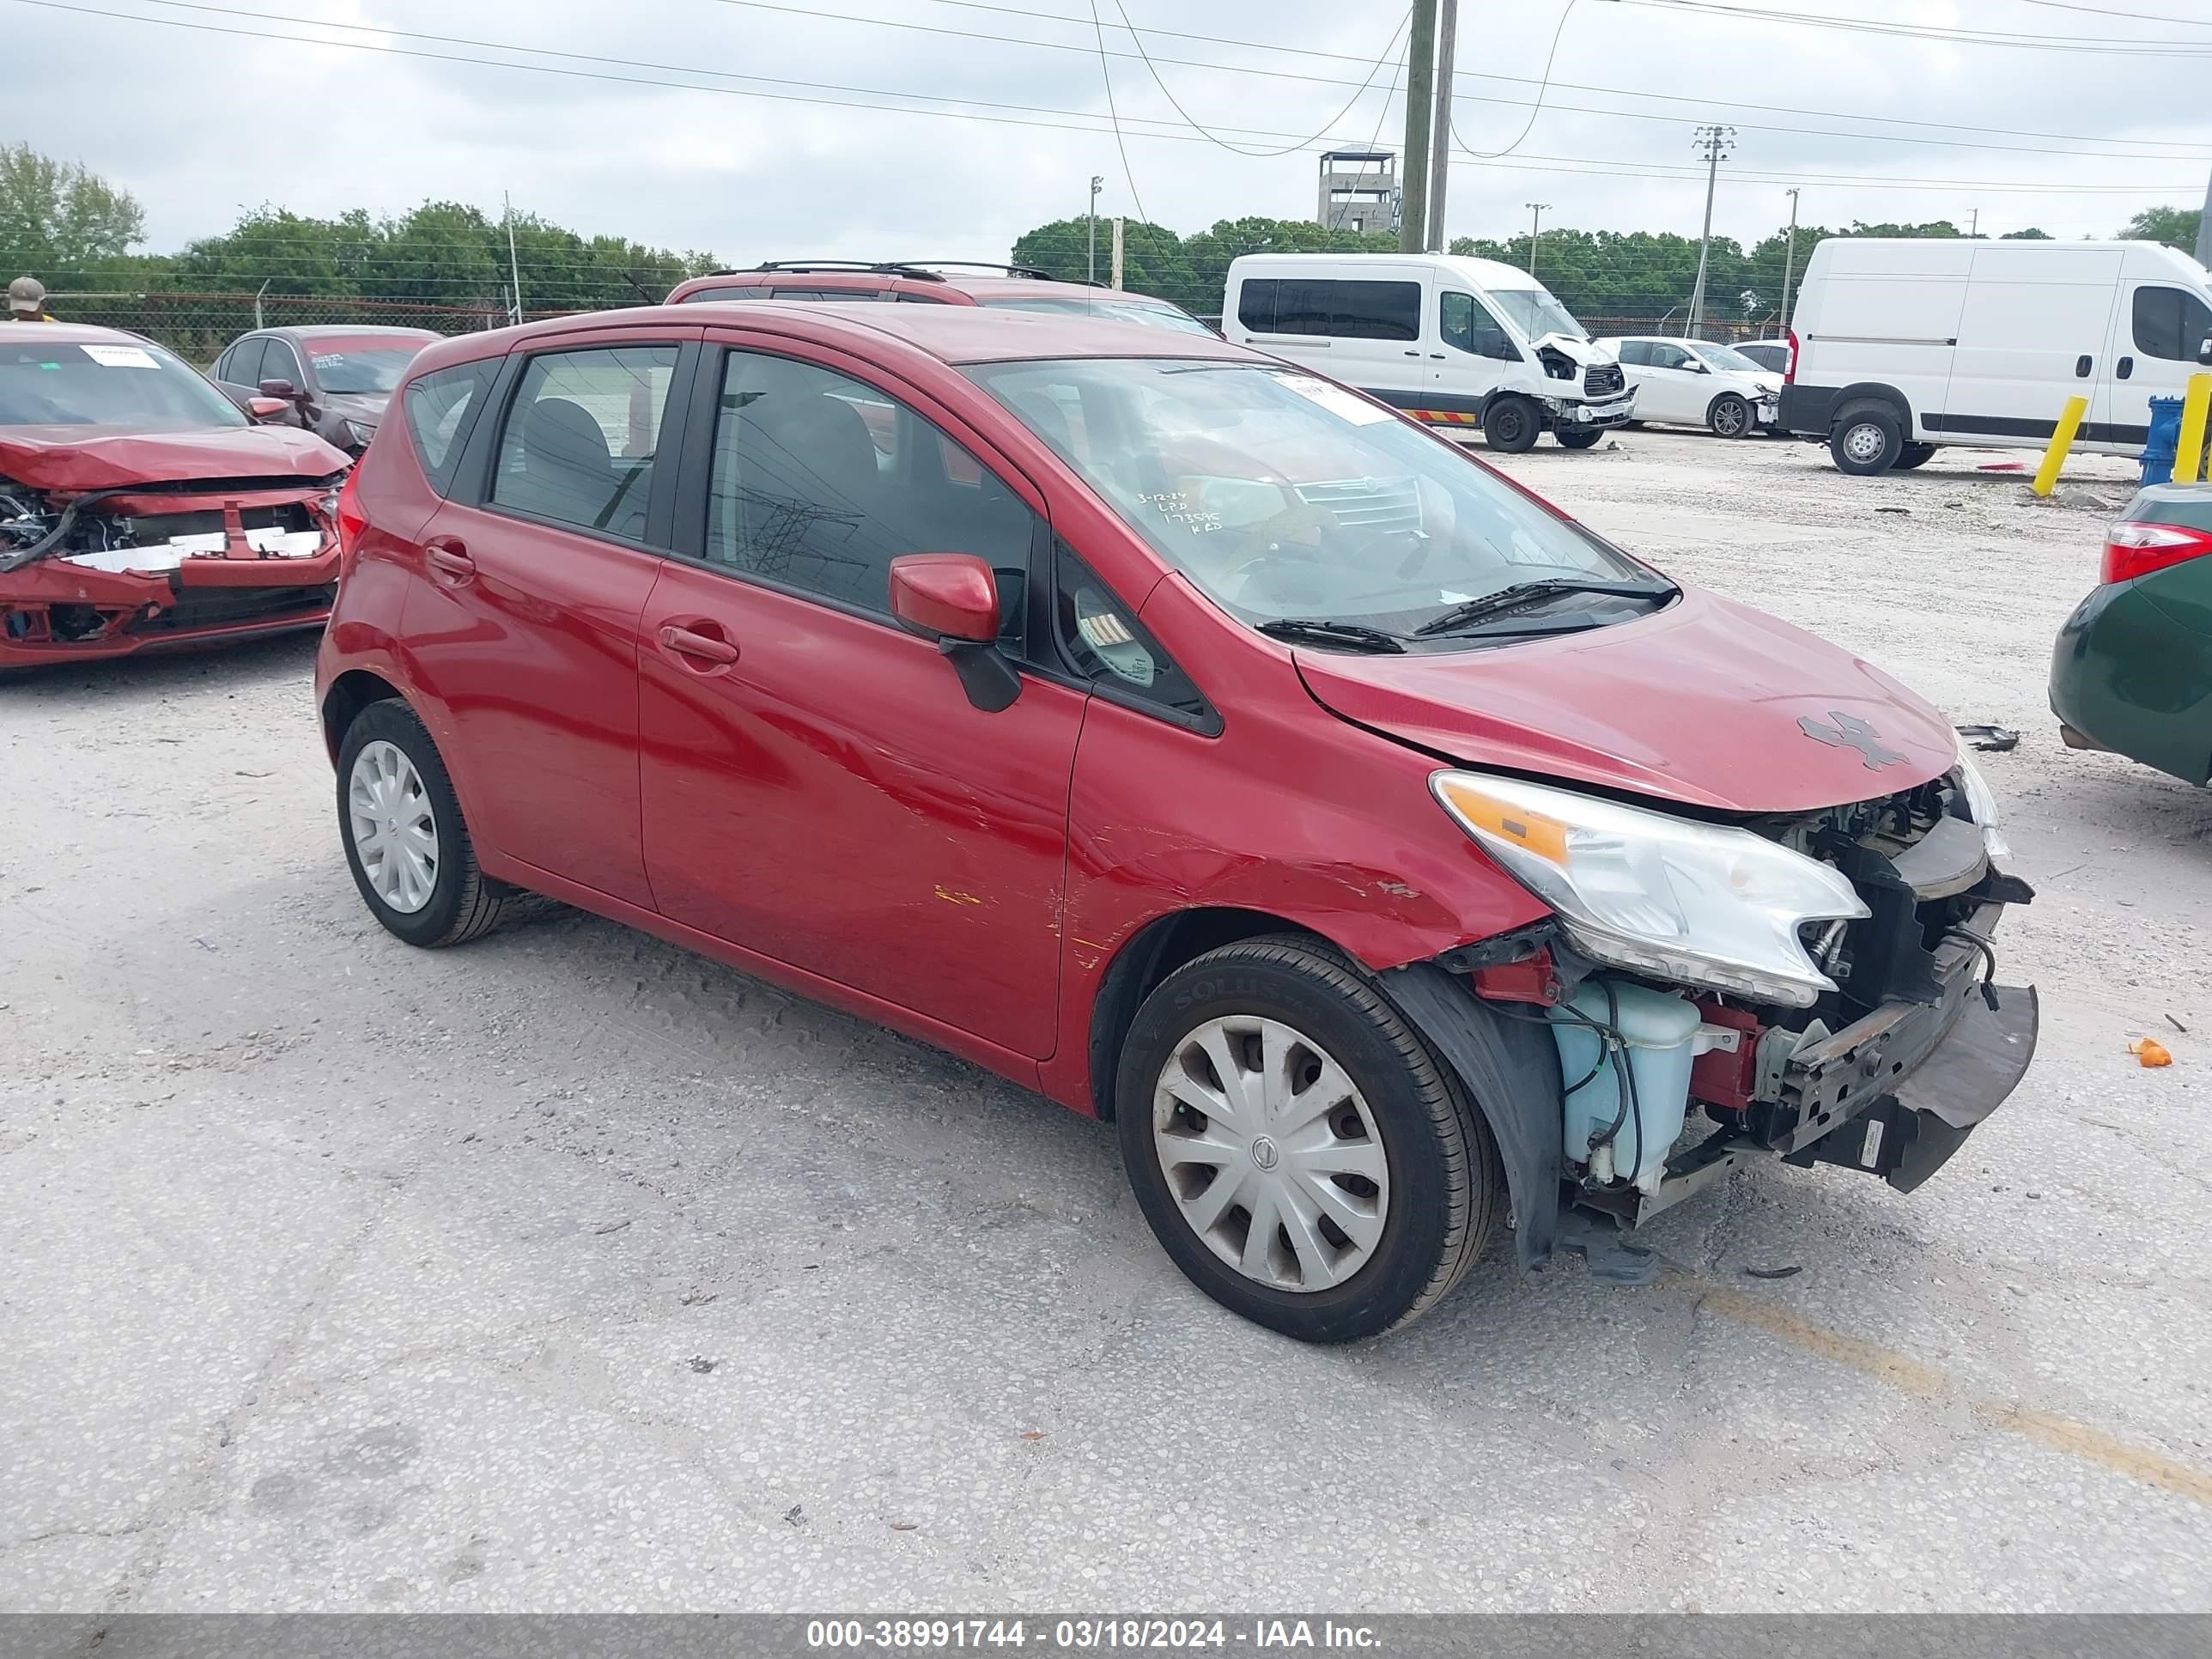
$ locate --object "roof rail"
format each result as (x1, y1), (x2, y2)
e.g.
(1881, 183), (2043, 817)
(886, 260), (1097, 284)
(731, 260), (951, 282)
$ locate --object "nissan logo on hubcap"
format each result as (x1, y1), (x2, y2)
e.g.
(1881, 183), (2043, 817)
(1250, 1136), (1280, 1171)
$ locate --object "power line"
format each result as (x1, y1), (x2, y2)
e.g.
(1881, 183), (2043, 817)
(1106, 0), (1408, 158)
(1449, 0), (1579, 161)
(9, 0), (2206, 200)
(2010, 0), (2212, 23)
(1085, 0), (1153, 241)
(1625, 0), (2212, 54)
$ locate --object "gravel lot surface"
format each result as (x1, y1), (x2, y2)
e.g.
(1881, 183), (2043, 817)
(3, 429), (2208, 1614)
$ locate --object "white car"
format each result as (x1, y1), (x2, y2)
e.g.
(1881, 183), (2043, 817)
(1600, 337), (1782, 438)
(1734, 339), (1790, 374)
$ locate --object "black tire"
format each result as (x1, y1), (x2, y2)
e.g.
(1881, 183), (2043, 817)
(1895, 442), (1938, 471)
(1829, 401), (1905, 475)
(1707, 393), (1754, 439)
(1114, 936), (1503, 1342)
(336, 698), (511, 949)
(1554, 428), (1605, 450)
(1481, 396), (1540, 454)
(1622, 420), (1645, 429)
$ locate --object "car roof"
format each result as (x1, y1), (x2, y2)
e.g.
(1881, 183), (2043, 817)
(675, 270), (1184, 307)
(256, 325), (442, 341)
(3, 321), (157, 347)
(489, 300), (1248, 368)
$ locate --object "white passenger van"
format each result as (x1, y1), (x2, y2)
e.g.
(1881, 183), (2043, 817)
(1224, 253), (1633, 452)
(1779, 238), (2212, 475)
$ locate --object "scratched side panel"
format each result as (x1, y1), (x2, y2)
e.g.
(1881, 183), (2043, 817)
(1040, 633), (1548, 1114)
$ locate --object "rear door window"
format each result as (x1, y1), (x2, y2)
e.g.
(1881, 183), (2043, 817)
(1237, 278), (1419, 341)
(490, 344), (680, 542)
(401, 360), (496, 497)
(1616, 340), (1651, 367)
(2132, 285), (2212, 362)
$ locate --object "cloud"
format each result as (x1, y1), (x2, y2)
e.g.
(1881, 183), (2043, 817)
(9, 0), (2208, 270)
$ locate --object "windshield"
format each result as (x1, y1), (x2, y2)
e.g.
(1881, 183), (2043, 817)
(0, 339), (246, 431)
(307, 343), (427, 395)
(981, 295), (1217, 337)
(1486, 286), (1588, 343)
(967, 358), (1659, 641)
(1692, 342), (1765, 374)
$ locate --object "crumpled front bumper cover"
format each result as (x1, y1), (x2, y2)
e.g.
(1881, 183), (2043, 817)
(1785, 981), (2039, 1191)
(1, 544), (338, 667)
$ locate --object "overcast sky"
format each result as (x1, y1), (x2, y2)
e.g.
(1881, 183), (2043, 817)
(11, 0), (2212, 270)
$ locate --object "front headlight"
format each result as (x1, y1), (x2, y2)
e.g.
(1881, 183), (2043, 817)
(343, 419), (376, 448)
(1431, 771), (1869, 1007)
(1952, 748), (2010, 860)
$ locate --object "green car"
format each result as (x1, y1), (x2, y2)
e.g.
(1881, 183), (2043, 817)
(2051, 482), (2212, 786)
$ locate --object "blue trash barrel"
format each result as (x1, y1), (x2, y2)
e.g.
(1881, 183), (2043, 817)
(2141, 396), (2184, 486)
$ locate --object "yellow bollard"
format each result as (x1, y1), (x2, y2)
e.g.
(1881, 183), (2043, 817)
(2033, 395), (2089, 497)
(2176, 374), (2212, 488)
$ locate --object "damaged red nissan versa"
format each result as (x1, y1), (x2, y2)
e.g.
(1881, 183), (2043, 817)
(318, 303), (2038, 1340)
(2, 323), (351, 668)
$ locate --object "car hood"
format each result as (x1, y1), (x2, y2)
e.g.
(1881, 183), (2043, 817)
(0, 424), (350, 493)
(1295, 586), (1957, 813)
(1534, 332), (1610, 365)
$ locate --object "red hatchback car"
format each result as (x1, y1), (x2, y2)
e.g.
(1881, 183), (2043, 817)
(318, 301), (2037, 1340)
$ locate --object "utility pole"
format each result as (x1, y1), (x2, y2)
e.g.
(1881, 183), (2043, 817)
(504, 192), (524, 324)
(1425, 0), (1457, 251)
(1686, 125), (1734, 337)
(2196, 162), (2212, 269)
(1085, 180), (1096, 283)
(1400, 0), (1437, 254)
(1968, 208), (1980, 238)
(1525, 204), (1550, 276)
(1778, 186), (1800, 331)
(1111, 216), (1125, 289)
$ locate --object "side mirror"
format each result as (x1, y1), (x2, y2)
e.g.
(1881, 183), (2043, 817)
(890, 553), (1018, 712)
(246, 395), (290, 420)
(258, 377), (301, 402)
(2198, 337), (2211, 366)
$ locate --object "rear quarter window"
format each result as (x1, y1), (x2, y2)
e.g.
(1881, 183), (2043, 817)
(401, 360), (496, 496)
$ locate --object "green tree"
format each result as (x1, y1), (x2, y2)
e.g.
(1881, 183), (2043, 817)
(2121, 205), (2202, 252)
(0, 143), (149, 287)
(1010, 217), (1195, 307)
(2001, 227), (2054, 240)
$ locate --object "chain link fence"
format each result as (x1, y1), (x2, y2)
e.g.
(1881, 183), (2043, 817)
(40, 292), (586, 366)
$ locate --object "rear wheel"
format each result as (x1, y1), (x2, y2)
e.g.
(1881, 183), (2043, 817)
(1830, 402), (1905, 475)
(1481, 396), (1540, 454)
(1895, 442), (1938, 471)
(1708, 393), (1753, 439)
(337, 699), (511, 948)
(1555, 428), (1605, 450)
(1115, 937), (1502, 1342)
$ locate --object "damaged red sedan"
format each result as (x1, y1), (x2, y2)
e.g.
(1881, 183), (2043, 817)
(2, 322), (350, 668)
(319, 304), (2038, 1342)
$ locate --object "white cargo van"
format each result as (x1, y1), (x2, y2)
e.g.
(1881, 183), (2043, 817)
(1223, 253), (1633, 452)
(1779, 238), (2212, 475)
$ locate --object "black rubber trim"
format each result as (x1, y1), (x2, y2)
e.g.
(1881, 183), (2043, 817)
(1376, 962), (1566, 1273)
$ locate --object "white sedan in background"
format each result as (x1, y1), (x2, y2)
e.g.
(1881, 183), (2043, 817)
(1600, 336), (1782, 438)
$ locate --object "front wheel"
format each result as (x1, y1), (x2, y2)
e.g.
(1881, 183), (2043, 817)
(337, 698), (512, 948)
(1115, 938), (1502, 1342)
(1708, 393), (1753, 439)
(1555, 428), (1605, 450)
(1481, 396), (1540, 454)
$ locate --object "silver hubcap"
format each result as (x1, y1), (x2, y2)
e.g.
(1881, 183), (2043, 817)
(1715, 400), (1747, 434)
(1843, 422), (1886, 463)
(1152, 1016), (1389, 1293)
(348, 740), (438, 915)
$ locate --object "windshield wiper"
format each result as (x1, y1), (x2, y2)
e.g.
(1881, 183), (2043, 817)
(1413, 578), (1674, 637)
(1256, 617), (1408, 653)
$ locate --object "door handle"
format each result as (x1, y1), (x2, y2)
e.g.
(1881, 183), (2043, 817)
(2117, 356), (2135, 380)
(2075, 355), (2093, 378)
(424, 538), (475, 584)
(658, 623), (739, 667)
(1403, 349), (1421, 357)
(1429, 352), (1447, 360)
